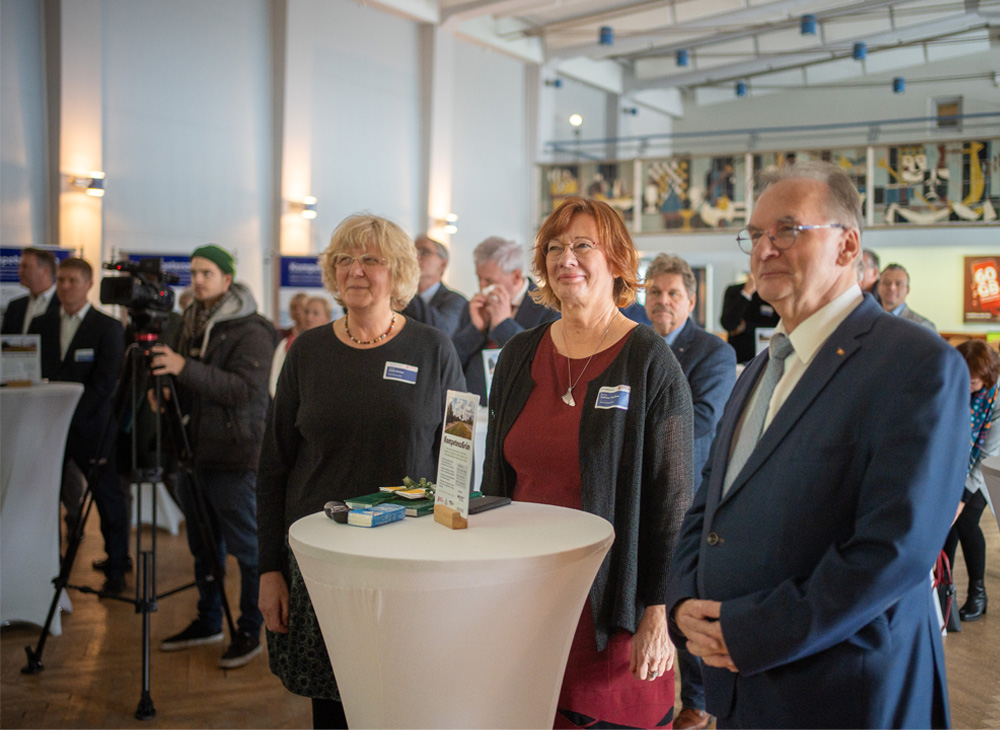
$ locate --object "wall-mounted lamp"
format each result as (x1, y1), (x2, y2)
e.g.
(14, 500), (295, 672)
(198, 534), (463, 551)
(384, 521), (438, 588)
(675, 49), (689, 67)
(545, 78), (564, 88)
(800, 14), (817, 35)
(599, 26), (614, 46)
(68, 171), (106, 197)
(290, 196), (318, 219)
(569, 113), (583, 128)
(434, 213), (459, 235)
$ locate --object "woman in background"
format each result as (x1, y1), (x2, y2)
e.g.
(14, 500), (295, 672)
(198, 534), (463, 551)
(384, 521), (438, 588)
(269, 291), (309, 396)
(944, 339), (998, 621)
(483, 196), (693, 729)
(302, 295), (332, 330)
(257, 214), (465, 728)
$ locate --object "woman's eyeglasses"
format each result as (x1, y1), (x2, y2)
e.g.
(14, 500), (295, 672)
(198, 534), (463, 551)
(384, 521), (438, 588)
(544, 238), (599, 260)
(332, 254), (387, 270)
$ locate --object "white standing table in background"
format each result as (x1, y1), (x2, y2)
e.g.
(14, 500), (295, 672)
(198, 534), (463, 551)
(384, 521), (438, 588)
(977, 454), (1000, 532)
(290, 502), (614, 729)
(1, 382), (83, 634)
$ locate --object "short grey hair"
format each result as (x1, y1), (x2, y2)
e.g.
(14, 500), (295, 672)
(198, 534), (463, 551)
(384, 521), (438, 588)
(756, 161), (864, 233)
(473, 237), (523, 274)
(416, 234), (449, 265)
(645, 254), (697, 299)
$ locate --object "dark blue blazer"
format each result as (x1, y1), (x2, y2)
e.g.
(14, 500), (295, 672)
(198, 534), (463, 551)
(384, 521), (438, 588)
(1, 291), (60, 334)
(402, 283), (468, 338)
(665, 295), (967, 729)
(452, 280), (558, 401)
(668, 319), (736, 492)
(29, 306), (125, 466)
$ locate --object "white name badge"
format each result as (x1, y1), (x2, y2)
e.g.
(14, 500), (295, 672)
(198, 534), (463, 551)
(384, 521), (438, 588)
(74, 348), (95, 363)
(595, 385), (630, 410)
(384, 361), (418, 384)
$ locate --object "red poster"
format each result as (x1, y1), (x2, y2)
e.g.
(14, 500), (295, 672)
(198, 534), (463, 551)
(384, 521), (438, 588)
(964, 257), (1000, 323)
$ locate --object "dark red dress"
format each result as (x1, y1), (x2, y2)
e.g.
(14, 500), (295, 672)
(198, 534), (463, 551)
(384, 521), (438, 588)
(504, 328), (675, 729)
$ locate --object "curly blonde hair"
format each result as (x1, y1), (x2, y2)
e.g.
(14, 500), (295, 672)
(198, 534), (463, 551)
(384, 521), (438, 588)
(319, 214), (420, 312)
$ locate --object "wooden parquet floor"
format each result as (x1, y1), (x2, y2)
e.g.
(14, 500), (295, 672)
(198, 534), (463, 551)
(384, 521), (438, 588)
(3, 507), (999, 728)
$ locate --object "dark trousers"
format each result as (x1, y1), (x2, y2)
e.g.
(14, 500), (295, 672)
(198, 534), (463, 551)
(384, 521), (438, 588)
(943, 489), (988, 583)
(176, 467), (262, 636)
(62, 453), (130, 573)
(678, 641), (706, 711)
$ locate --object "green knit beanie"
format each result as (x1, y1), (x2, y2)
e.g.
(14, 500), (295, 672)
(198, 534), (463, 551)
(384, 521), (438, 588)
(191, 244), (235, 276)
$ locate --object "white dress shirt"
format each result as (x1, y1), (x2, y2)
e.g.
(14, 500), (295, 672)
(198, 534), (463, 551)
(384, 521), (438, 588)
(22, 284), (57, 334)
(737, 284), (863, 439)
(60, 303), (91, 360)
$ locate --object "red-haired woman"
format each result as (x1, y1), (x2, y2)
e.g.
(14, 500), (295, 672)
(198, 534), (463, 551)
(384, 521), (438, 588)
(483, 196), (694, 729)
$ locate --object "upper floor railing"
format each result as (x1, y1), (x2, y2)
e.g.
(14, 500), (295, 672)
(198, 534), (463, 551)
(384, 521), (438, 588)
(539, 132), (999, 234)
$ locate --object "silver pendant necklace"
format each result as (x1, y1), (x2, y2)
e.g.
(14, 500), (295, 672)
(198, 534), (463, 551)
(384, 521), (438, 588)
(561, 312), (618, 407)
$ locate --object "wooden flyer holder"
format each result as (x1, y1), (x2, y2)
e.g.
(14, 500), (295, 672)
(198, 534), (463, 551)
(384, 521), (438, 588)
(433, 503), (468, 530)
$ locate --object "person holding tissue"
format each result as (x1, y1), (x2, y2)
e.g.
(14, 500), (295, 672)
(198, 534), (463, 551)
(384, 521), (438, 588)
(256, 214), (464, 729)
(452, 236), (559, 400)
(482, 197), (694, 729)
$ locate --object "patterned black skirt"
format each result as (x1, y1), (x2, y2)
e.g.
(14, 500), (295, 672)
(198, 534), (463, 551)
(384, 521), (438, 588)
(266, 553), (341, 700)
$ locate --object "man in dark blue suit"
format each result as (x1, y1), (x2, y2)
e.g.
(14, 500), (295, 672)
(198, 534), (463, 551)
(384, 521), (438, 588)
(1, 248), (60, 334)
(666, 162), (968, 729)
(29, 258), (128, 594)
(645, 253), (735, 730)
(452, 236), (558, 400)
(402, 234), (468, 337)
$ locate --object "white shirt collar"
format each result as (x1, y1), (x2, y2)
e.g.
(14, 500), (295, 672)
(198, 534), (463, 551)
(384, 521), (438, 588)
(511, 278), (529, 308)
(61, 302), (91, 321)
(777, 284), (863, 369)
(420, 280), (441, 304)
(32, 283), (57, 304)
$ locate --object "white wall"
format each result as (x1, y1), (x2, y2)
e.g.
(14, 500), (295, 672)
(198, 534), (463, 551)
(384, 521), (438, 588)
(0, 0), (47, 247)
(100, 0), (272, 301)
(286, 0), (422, 251)
(447, 41), (530, 297)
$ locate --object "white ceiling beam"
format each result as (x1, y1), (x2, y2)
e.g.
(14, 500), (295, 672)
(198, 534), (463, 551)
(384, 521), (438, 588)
(554, 56), (625, 95)
(441, 0), (551, 27)
(452, 16), (545, 64)
(628, 11), (990, 91)
(360, 0), (439, 24)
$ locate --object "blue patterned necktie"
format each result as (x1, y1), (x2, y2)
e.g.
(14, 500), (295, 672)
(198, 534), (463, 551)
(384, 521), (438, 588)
(723, 333), (794, 496)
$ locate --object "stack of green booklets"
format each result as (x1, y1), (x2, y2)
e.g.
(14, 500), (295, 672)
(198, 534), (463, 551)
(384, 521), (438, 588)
(345, 491), (435, 517)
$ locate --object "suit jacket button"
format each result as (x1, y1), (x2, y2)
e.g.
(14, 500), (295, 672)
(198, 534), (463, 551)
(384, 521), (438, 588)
(707, 532), (720, 546)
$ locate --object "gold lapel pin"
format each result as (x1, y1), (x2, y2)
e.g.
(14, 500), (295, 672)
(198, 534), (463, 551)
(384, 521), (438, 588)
(837, 348), (845, 356)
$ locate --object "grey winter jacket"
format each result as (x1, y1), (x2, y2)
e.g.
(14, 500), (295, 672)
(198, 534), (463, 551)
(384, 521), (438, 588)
(176, 283), (276, 470)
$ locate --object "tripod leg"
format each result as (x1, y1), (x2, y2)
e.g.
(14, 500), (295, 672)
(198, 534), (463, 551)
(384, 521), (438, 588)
(22, 488), (98, 674)
(135, 550), (156, 720)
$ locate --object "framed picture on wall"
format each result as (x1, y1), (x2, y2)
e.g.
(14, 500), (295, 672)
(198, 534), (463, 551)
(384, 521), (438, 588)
(963, 256), (1000, 323)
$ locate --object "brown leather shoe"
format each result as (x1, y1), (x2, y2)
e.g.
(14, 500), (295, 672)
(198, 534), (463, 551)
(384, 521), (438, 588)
(674, 707), (711, 730)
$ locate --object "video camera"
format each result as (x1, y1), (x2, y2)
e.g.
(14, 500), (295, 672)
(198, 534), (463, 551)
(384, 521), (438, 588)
(101, 258), (179, 338)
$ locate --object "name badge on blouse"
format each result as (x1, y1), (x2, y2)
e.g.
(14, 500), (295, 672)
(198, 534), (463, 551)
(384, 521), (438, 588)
(595, 385), (630, 410)
(384, 362), (418, 385)
(74, 348), (95, 363)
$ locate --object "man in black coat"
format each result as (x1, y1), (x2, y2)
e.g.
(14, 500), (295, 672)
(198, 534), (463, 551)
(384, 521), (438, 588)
(149, 244), (275, 670)
(2, 247), (60, 334)
(402, 234), (468, 337)
(29, 258), (128, 593)
(720, 277), (779, 363)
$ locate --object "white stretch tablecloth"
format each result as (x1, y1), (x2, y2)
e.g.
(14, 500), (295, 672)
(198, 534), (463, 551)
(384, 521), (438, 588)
(1, 382), (83, 634)
(290, 502), (614, 729)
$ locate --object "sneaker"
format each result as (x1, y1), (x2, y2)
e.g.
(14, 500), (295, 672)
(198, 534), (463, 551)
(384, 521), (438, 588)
(218, 630), (262, 669)
(160, 620), (224, 651)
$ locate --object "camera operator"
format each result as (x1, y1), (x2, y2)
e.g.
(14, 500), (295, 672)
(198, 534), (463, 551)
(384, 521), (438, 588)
(29, 258), (128, 594)
(149, 244), (276, 669)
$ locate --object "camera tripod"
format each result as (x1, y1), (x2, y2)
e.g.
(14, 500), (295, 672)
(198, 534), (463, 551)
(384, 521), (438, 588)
(22, 333), (236, 721)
